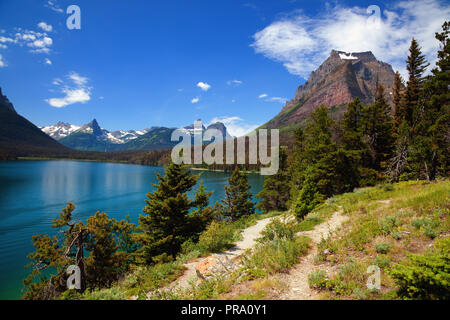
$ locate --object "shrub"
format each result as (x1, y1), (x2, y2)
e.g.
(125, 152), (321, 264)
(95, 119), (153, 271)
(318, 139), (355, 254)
(389, 238), (450, 300)
(411, 218), (440, 239)
(244, 236), (310, 278)
(198, 221), (235, 253)
(375, 242), (392, 254)
(293, 179), (324, 220)
(308, 270), (328, 289)
(379, 216), (400, 235)
(257, 219), (294, 243)
(325, 261), (367, 296)
(375, 255), (390, 268)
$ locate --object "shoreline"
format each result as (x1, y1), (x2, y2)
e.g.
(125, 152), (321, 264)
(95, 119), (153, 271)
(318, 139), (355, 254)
(13, 158), (262, 174)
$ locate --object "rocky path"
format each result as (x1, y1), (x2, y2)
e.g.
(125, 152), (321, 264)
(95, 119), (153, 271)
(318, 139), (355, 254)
(276, 209), (348, 300)
(166, 217), (274, 291)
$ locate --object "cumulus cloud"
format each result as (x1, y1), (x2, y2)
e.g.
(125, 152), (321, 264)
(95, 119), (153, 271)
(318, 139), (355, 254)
(45, 58), (52, 65)
(0, 28), (54, 54)
(38, 22), (53, 32)
(251, 0), (450, 78)
(0, 54), (6, 67)
(46, 72), (92, 108)
(191, 97), (200, 104)
(209, 116), (260, 137)
(197, 82), (211, 91)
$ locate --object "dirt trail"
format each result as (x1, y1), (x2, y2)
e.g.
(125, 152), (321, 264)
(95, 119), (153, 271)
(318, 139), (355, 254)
(168, 217), (274, 290)
(277, 209), (348, 300)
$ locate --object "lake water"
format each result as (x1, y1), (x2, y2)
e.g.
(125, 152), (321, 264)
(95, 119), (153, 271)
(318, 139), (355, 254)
(0, 160), (265, 300)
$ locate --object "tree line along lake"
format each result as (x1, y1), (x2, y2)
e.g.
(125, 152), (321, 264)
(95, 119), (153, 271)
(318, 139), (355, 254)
(0, 160), (265, 299)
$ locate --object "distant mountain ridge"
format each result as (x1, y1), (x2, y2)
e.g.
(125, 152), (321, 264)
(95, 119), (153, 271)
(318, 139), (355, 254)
(264, 50), (396, 130)
(0, 87), (70, 156)
(41, 119), (233, 152)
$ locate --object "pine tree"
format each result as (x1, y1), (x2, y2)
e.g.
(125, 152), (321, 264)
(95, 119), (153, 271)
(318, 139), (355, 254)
(290, 105), (358, 205)
(137, 163), (213, 264)
(84, 212), (133, 288)
(409, 21), (450, 180)
(360, 84), (394, 173)
(256, 148), (290, 213)
(402, 38), (430, 126)
(393, 71), (405, 131)
(24, 203), (136, 299)
(222, 166), (255, 221)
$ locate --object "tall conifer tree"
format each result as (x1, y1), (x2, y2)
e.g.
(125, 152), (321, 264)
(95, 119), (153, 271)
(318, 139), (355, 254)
(222, 166), (255, 221)
(137, 163), (213, 264)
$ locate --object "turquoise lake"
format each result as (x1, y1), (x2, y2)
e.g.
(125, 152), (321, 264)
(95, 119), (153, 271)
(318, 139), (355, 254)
(0, 160), (265, 300)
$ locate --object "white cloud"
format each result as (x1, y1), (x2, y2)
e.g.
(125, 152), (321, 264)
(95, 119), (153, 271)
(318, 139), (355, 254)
(227, 80), (243, 86)
(28, 37), (53, 49)
(69, 72), (88, 85)
(251, 0), (450, 78)
(209, 116), (260, 137)
(0, 44), (7, 49)
(191, 97), (200, 104)
(45, 0), (64, 13)
(0, 36), (15, 44)
(45, 58), (52, 65)
(46, 72), (92, 108)
(2, 29), (54, 54)
(258, 93), (287, 103)
(267, 97), (288, 103)
(38, 22), (53, 32)
(52, 78), (63, 85)
(197, 82), (211, 91)
(47, 88), (91, 108)
(0, 54), (6, 67)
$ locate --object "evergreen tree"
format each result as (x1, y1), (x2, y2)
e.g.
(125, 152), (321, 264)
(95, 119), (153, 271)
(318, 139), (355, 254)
(360, 84), (394, 173)
(222, 166), (255, 221)
(402, 38), (430, 126)
(409, 21), (450, 180)
(289, 105), (358, 215)
(293, 174), (324, 220)
(84, 212), (134, 288)
(137, 163), (213, 264)
(256, 148), (290, 213)
(392, 71), (405, 131)
(23, 203), (135, 299)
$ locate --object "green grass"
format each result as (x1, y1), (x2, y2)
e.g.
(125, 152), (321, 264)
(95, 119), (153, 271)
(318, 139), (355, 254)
(310, 180), (449, 300)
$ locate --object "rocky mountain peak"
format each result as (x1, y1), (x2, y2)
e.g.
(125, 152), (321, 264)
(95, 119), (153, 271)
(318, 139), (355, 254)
(85, 119), (104, 136)
(266, 50), (396, 130)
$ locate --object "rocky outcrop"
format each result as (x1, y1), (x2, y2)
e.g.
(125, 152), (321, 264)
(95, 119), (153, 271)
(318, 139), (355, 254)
(265, 50), (396, 129)
(195, 255), (240, 281)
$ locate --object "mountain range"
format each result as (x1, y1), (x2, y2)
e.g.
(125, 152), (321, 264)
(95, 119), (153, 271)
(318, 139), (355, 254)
(1, 49), (397, 157)
(40, 119), (233, 152)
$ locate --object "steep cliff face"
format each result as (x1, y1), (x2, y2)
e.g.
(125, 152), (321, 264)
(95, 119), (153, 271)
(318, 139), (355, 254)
(265, 50), (396, 130)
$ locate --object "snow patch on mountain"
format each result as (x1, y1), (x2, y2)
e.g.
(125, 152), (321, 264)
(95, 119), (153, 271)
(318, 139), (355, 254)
(339, 52), (358, 60)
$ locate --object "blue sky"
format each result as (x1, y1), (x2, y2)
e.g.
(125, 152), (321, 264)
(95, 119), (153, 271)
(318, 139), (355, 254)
(0, 0), (448, 136)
